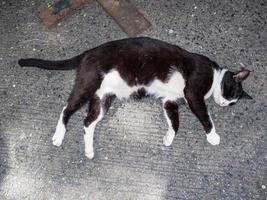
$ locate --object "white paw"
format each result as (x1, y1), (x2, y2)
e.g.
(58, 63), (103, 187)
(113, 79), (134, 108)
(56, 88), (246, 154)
(85, 151), (94, 159)
(52, 134), (64, 146)
(52, 128), (65, 146)
(206, 132), (220, 145)
(163, 130), (175, 146)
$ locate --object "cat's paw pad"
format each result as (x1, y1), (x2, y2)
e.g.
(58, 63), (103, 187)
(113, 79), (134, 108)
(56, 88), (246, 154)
(206, 132), (220, 145)
(85, 151), (94, 159)
(163, 131), (175, 146)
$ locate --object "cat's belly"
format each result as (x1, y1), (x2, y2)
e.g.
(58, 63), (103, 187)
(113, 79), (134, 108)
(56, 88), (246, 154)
(145, 72), (185, 101)
(96, 70), (185, 101)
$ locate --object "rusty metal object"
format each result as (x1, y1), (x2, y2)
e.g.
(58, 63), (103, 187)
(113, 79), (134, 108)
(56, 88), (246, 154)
(39, 0), (93, 28)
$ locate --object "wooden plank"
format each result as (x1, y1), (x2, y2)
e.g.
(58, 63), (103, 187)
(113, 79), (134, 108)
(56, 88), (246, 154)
(97, 0), (151, 37)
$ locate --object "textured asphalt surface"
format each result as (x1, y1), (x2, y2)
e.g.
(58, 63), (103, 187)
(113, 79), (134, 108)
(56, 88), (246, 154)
(0, 0), (266, 199)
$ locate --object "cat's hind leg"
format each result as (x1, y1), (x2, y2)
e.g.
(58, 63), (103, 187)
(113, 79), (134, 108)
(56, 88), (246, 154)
(52, 71), (101, 146)
(52, 87), (91, 146)
(84, 94), (115, 159)
(162, 100), (179, 146)
(52, 105), (67, 146)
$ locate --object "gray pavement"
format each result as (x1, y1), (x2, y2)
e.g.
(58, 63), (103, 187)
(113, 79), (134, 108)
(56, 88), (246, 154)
(0, 0), (266, 199)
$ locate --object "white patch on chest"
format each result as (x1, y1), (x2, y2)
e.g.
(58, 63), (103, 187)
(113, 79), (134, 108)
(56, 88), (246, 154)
(204, 69), (220, 99)
(96, 70), (185, 101)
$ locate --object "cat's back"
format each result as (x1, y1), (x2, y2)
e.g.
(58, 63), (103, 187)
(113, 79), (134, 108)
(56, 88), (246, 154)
(91, 37), (185, 56)
(83, 37), (217, 82)
(112, 37), (185, 54)
(82, 37), (186, 74)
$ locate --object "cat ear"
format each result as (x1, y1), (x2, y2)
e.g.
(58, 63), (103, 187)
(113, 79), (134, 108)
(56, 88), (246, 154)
(233, 68), (251, 83)
(242, 91), (253, 99)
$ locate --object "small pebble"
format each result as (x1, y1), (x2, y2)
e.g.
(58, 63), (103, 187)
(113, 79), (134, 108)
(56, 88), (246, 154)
(262, 185), (266, 189)
(168, 29), (174, 34)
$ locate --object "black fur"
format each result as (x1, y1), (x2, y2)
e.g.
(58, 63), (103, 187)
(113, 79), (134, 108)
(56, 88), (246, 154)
(84, 95), (101, 127)
(222, 71), (243, 100)
(164, 101), (179, 133)
(18, 54), (84, 70)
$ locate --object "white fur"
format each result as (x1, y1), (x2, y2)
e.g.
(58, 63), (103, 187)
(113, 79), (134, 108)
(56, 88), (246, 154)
(163, 129), (175, 146)
(146, 72), (185, 101)
(52, 106), (67, 146)
(204, 69), (220, 99)
(162, 106), (176, 146)
(96, 70), (138, 99)
(207, 68), (238, 106)
(206, 128), (220, 145)
(96, 70), (185, 101)
(84, 106), (104, 159)
(206, 114), (220, 145)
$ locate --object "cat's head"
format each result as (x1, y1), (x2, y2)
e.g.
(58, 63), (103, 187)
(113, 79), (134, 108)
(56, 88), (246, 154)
(213, 68), (252, 107)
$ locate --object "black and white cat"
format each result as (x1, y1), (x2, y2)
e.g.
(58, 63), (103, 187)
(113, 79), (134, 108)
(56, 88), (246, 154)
(19, 37), (252, 159)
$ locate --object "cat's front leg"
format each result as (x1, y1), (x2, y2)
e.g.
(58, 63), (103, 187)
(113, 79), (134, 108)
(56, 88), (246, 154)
(84, 94), (115, 159)
(184, 91), (220, 145)
(162, 100), (179, 146)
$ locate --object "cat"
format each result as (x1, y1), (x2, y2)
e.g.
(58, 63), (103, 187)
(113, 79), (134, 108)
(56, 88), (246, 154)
(18, 37), (252, 159)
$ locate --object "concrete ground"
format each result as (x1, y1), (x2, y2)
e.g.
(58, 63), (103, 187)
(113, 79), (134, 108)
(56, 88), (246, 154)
(0, 0), (266, 199)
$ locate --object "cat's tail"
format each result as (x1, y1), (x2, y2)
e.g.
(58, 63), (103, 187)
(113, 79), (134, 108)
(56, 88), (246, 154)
(18, 54), (84, 70)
